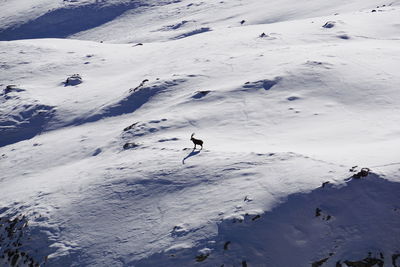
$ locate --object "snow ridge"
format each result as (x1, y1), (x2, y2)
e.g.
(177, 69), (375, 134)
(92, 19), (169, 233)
(1, 0), (400, 266)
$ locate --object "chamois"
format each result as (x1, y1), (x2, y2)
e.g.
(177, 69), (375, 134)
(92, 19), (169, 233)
(190, 133), (203, 150)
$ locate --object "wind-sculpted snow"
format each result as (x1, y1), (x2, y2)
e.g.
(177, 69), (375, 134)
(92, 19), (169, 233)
(0, 0), (183, 41)
(1, 0), (400, 266)
(74, 79), (186, 125)
(173, 27), (212, 40)
(0, 87), (55, 147)
(241, 77), (283, 92)
(0, 2), (144, 40)
(0, 205), (57, 267)
(26, 151), (346, 266)
(136, 174), (400, 267)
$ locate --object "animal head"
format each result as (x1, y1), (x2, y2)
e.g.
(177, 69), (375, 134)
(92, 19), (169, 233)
(191, 133), (195, 139)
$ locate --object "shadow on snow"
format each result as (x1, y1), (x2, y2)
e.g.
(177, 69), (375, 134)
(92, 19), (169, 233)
(0, 1), (150, 40)
(134, 174), (400, 266)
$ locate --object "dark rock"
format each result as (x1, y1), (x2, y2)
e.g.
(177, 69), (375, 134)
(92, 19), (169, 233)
(123, 122), (139, 131)
(338, 34), (350, 40)
(315, 208), (322, 217)
(192, 90), (211, 99)
(244, 195), (252, 202)
(224, 241), (231, 250)
(4, 85), (25, 94)
(350, 166), (358, 172)
(129, 79), (149, 92)
(312, 257), (329, 267)
(393, 254), (400, 267)
(344, 256), (384, 267)
(123, 142), (139, 150)
(323, 21), (335, 28)
(64, 74), (82, 86)
(11, 253), (19, 266)
(353, 168), (370, 179)
(195, 253), (209, 262)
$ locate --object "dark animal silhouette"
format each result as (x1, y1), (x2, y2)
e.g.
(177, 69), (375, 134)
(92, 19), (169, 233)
(190, 133), (203, 150)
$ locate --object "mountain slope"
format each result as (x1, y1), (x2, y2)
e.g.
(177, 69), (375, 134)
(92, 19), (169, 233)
(1, 0), (400, 266)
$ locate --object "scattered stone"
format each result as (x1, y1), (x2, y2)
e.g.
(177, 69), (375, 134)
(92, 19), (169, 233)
(3, 85), (25, 94)
(0, 213), (44, 267)
(338, 34), (350, 40)
(195, 253), (209, 262)
(344, 255), (384, 267)
(123, 142), (139, 150)
(393, 254), (400, 267)
(259, 32), (267, 38)
(322, 181), (330, 188)
(171, 225), (187, 237)
(192, 90), (211, 99)
(64, 74), (82, 86)
(244, 196), (253, 202)
(232, 217), (243, 223)
(353, 168), (370, 179)
(224, 241), (231, 250)
(240, 20), (246, 25)
(323, 21), (336, 28)
(315, 208), (322, 217)
(129, 79), (149, 93)
(252, 215), (261, 221)
(312, 257), (329, 267)
(350, 166), (358, 172)
(287, 96), (301, 101)
(123, 122), (139, 131)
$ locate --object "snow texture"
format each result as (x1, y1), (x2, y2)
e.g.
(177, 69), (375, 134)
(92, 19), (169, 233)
(1, 0), (400, 266)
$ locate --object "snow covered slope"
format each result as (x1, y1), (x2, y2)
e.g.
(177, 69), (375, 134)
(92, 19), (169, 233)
(1, 0), (400, 266)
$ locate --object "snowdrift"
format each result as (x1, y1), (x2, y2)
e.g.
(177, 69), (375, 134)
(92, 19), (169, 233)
(1, 0), (400, 266)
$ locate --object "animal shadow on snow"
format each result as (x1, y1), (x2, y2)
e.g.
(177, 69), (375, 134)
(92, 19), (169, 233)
(182, 149), (201, 164)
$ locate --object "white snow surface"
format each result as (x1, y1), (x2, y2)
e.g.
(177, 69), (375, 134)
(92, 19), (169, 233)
(1, 0), (400, 266)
